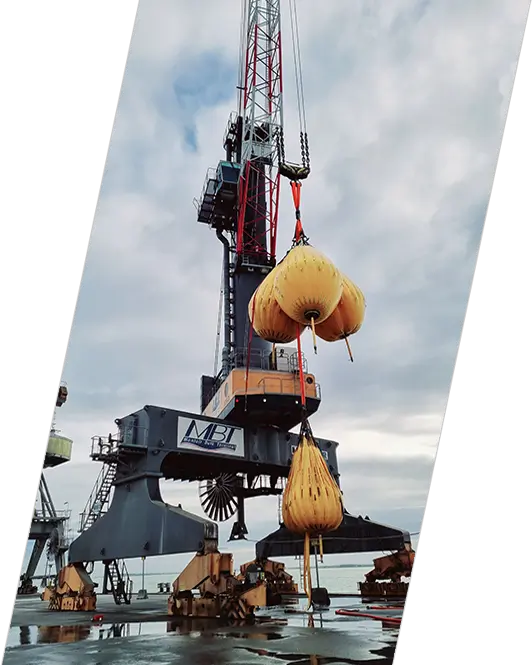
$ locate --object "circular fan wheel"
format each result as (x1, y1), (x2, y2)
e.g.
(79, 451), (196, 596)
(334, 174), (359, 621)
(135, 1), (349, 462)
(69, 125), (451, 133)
(199, 474), (239, 522)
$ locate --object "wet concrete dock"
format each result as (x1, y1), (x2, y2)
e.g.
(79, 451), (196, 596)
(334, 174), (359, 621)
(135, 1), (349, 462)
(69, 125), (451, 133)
(4, 594), (399, 664)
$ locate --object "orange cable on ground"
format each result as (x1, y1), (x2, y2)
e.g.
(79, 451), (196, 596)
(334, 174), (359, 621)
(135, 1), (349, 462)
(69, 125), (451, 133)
(335, 609), (402, 625)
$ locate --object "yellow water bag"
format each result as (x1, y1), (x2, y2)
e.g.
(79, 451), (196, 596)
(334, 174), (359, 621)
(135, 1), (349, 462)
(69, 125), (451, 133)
(315, 274), (366, 342)
(273, 245), (343, 326)
(282, 434), (344, 535)
(249, 266), (302, 344)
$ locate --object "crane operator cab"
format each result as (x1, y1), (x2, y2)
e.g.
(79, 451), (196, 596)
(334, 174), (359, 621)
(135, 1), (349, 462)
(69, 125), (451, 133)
(196, 160), (241, 230)
(201, 345), (321, 431)
(214, 161), (240, 202)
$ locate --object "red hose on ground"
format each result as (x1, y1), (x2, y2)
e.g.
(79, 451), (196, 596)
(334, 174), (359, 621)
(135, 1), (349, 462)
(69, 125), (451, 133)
(335, 609), (402, 625)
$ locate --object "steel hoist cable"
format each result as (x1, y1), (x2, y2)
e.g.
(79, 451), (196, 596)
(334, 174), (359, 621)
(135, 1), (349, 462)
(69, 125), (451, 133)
(278, 0), (311, 180)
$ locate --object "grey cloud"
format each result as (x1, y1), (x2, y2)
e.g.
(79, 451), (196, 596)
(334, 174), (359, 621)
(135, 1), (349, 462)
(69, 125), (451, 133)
(337, 455), (434, 514)
(44, 0), (530, 565)
(339, 453), (434, 480)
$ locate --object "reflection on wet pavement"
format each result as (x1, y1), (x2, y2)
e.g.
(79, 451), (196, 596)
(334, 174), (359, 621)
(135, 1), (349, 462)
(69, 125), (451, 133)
(8, 624), (91, 647)
(7, 619), (297, 648)
(237, 645), (365, 663)
(4, 595), (399, 665)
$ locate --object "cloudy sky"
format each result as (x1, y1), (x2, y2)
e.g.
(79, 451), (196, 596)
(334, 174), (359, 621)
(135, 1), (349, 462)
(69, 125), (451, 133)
(25, 0), (529, 578)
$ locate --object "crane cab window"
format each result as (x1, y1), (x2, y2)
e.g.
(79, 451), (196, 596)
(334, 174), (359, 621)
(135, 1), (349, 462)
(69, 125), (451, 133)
(214, 161), (241, 197)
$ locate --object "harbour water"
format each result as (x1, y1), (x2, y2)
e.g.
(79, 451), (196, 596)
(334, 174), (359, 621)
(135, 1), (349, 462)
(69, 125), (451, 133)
(100, 564), (370, 596)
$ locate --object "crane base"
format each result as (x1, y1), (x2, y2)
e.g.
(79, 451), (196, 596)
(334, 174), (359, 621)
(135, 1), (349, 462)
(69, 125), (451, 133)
(167, 586), (266, 621)
(47, 593), (97, 612)
(41, 563), (97, 612)
(167, 544), (270, 620)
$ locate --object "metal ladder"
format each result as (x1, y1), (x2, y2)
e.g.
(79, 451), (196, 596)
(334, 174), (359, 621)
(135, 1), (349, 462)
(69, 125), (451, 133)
(104, 559), (133, 605)
(79, 463), (117, 532)
(79, 461), (132, 605)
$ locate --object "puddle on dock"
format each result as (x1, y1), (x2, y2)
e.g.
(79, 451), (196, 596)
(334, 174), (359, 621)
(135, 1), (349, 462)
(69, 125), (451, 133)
(6, 622), (163, 648)
(6, 621), (397, 665)
(238, 647), (357, 663)
(6, 619), (288, 649)
(6, 626), (394, 665)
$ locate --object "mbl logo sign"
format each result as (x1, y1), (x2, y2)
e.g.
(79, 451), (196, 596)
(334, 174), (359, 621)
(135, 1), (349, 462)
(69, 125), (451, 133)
(182, 421), (238, 451)
(177, 417), (245, 458)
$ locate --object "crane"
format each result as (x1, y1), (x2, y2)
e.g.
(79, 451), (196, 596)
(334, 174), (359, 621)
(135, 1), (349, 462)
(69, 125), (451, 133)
(45, 0), (414, 620)
(19, 384), (72, 595)
(195, 0), (318, 433)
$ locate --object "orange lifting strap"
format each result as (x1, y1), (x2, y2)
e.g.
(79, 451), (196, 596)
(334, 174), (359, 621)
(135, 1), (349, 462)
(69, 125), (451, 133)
(290, 180), (304, 243)
(290, 179), (311, 404)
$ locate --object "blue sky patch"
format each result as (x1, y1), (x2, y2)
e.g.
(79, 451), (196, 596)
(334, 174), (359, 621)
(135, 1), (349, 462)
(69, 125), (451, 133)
(172, 51), (237, 111)
(160, 51), (238, 153)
